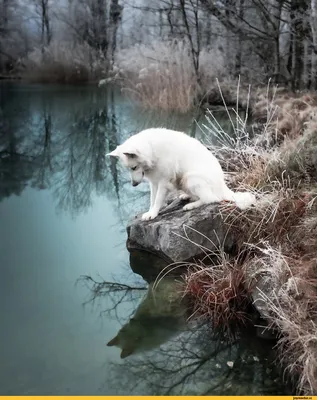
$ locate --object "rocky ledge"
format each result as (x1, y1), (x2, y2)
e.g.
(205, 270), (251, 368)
(127, 197), (237, 263)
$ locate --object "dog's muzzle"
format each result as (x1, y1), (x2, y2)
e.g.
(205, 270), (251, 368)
(132, 181), (140, 187)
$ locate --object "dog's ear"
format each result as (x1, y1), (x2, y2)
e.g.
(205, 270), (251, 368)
(123, 152), (138, 159)
(120, 347), (134, 359)
(107, 335), (120, 346)
(106, 149), (120, 158)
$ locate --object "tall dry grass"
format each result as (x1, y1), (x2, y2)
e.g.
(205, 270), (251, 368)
(23, 40), (107, 83)
(245, 244), (317, 395)
(166, 83), (317, 394)
(114, 40), (226, 113)
(252, 85), (317, 147)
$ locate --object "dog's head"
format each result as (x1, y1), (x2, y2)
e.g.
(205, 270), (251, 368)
(107, 145), (145, 187)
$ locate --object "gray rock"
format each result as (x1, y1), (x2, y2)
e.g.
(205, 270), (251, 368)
(126, 198), (237, 263)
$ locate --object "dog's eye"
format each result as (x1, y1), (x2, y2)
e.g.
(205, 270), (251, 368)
(131, 166), (137, 171)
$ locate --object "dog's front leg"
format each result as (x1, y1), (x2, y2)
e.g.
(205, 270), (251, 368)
(142, 183), (167, 221)
(150, 182), (158, 208)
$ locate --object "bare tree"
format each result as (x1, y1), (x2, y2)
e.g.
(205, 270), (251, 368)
(311, 0), (317, 52)
(2, 0), (317, 88)
(0, 0), (29, 73)
(109, 0), (123, 64)
(33, 0), (52, 52)
(179, 0), (201, 78)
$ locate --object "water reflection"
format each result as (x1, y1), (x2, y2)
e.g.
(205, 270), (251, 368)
(82, 261), (287, 396)
(0, 83), (195, 218)
(0, 83), (285, 395)
(106, 278), (186, 359)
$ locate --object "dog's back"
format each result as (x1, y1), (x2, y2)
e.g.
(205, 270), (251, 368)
(128, 128), (223, 179)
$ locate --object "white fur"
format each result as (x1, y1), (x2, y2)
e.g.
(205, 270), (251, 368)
(107, 128), (256, 221)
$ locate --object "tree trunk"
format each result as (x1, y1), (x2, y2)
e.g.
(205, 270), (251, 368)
(205, 13), (211, 46)
(167, 5), (174, 37)
(303, 39), (309, 88)
(109, 0), (123, 66)
(159, 9), (163, 37)
(41, 0), (45, 54)
(3, 0), (8, 28)
(274, 37), (281, 78)
(40, 0), (51, 54)
(225, 0), (231, 72)
(44, 8), (52, 45)
(290, 0), (305, 90)
(311, 47), (317, 89)
(179, 0), (200, 78)
(96, 0), (108, 56)
(235, 0), (244, 77)
(270, 0), (284, 81)
(311, 0), (317, 53)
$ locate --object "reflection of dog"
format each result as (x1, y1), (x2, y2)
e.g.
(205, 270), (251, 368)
(107, 280), (186, 359)
(107, 128), (255, 221)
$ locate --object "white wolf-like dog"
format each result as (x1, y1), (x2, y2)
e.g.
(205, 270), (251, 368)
(107, 128), (255, 221)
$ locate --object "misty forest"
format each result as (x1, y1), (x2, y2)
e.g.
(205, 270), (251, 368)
(2, 1), (317, 107)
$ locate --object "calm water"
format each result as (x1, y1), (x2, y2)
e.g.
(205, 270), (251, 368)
(0, 83), (287, 395)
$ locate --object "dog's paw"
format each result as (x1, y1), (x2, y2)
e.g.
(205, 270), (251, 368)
(141, 211), (158, 221)
(183, 203), (195, 211)
(179, 193), (190, 201)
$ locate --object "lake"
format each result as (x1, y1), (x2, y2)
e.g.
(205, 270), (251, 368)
(0, 82), (287, 395)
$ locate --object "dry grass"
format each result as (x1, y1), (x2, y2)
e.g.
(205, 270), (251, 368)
(23, 40), (107, 83)
(245, 246), (317, 394)
(180, 83), (317, 394)
(252, 84), (317, 147)
(113, 40), (226, 113)
(184, 192), (317, 393)
(184, 258), (252, 339)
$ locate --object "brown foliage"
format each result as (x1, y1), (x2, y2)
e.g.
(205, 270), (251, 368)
(184, 262), (252, 338)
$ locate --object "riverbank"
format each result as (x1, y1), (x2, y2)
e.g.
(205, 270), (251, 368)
(186, 91), (317, 395)
(126, 89), (317, 395)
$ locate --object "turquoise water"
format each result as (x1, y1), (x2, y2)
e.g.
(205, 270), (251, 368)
(0, 83), (287, 395)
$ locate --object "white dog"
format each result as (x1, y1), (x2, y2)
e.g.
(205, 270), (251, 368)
(107, 128), (255, 221)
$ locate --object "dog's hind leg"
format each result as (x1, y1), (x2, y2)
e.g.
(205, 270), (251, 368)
(183, 199), (204, 210)
(183, 195), (219, 211)
(179, 193), (191, 201)
(183, 175), (220, 211)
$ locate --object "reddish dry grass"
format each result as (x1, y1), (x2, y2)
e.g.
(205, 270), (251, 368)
(184, 262), (252, 338)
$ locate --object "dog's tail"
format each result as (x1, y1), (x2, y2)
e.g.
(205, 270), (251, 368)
(225, 189), (256, 210)
(231, 191), (256, 210)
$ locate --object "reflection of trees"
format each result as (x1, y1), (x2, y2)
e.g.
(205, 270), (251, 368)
(53, 108), (109, 214)
(111, 326), (286, 396)
(0, 85), (35, 200)
(81, 269), (287, 396)
(31, 106), (54, 190)
(0, 84), (150, 223)
(80, 272), (147, 323)
(109, 90), (120, 200)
